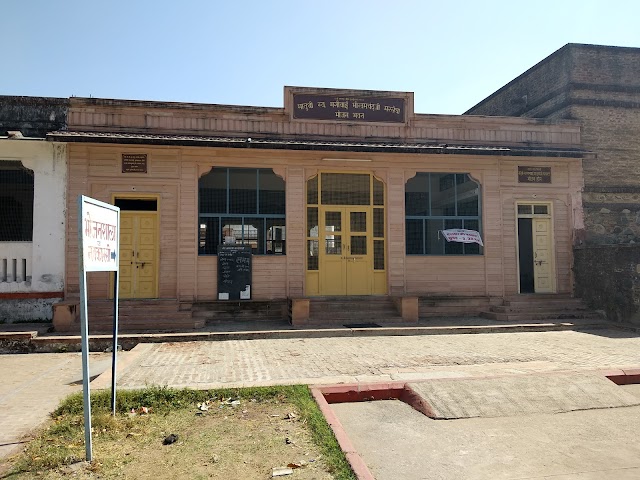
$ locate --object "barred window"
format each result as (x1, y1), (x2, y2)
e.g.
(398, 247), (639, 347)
(199, 168), (285, 255)
(405, 173), (482, 255)
(0, 161), (34, 242)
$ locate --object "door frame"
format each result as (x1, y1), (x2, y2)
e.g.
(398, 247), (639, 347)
(305, 170), (387, 296)
(318, 205), (374, 296)
(110, 193), (161, 299)
(515, 201), (556, 294)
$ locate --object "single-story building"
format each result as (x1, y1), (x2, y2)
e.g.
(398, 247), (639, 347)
(44, 87), (587, 329)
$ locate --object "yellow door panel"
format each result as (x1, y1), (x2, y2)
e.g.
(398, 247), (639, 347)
(311, 173), (386, 297)
(345, 210), (371, 295)
(321, 209), (346, 295)
(346, 257), (370, 295)
(116, 210), (158, 299)
(319, 207), (374, 295)
(139, 217), (155, 229)
(118, 212), (136, 299)
(533, 218), (553, 293)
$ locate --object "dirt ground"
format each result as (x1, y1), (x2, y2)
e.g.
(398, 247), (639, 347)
(3, 397), (337, 479)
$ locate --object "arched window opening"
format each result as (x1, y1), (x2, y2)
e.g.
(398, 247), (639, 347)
(0, 161), (34, 242)
(405, 173), (482, 255)
(198, 168), (285, 255)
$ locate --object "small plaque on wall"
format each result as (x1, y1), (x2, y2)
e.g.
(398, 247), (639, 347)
(122, 154), (147, 173)
(518, 166), (551, 183)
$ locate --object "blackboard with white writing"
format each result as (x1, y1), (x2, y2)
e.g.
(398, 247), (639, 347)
(217, 245), (252, 300)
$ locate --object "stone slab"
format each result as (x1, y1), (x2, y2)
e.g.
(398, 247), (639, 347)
(408, 372), (640, 419)
(331, 399), (640, 480)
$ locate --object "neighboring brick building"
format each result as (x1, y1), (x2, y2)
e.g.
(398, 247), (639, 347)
(466, 43), (640, 322)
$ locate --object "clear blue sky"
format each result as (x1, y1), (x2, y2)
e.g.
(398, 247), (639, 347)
(2, 1), (639, 114)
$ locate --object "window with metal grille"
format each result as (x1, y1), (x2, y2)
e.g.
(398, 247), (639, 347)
(405, 173), (482, 255)
(0, 161), (34, 242)
(198, 168), (285, 255)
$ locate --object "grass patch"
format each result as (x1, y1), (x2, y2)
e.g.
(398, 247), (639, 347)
(4, 386), (355, 479)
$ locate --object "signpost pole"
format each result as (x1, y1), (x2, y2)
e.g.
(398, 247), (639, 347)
(110, 268), (119, 416)
(77, 196), (93, 462)
(77, 194), (120, 460)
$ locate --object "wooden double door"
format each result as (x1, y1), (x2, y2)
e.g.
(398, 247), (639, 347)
(118, 211), (158, 298)
(320, 206), (372, 296)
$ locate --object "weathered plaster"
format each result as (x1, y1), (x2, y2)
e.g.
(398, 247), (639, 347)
(0, 140), (66, 294)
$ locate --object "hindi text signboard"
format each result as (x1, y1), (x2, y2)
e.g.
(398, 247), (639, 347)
(122, 153), (147, 173)
(441, 229), (484, 246)
(293, 93), (405, 123)
(217, 245), (252, 300)
(81, 198), (119, 271)
(518, 166), (551, 184)
(77, 196), (121, 461)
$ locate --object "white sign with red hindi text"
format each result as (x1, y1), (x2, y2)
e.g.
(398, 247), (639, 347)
(440, 229), (484, 246)
(80, 196), (120, 272)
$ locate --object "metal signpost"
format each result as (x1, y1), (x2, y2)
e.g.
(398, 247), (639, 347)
(78, 195), (120, 461)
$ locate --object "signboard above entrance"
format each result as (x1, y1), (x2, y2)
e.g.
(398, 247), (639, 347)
(518, 166), (551, 184)
(293, 93), (406, 123)
(122, 154), (147, 173)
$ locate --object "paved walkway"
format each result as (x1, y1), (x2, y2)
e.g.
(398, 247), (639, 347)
(0, 352), (116, 461)
(3, 327), (640, 476)
(332, 397), (640, 480)
(98, 328), (640, 390)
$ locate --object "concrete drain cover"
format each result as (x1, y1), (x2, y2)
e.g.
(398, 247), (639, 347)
(409, 373), (640, 419)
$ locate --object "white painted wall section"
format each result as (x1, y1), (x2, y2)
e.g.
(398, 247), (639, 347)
(0, 139), (66, 293)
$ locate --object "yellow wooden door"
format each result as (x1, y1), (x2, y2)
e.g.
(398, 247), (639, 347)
(118, 212), (158, 298)
(532, 218), (553, 293)
(321, 208), (347, 295)
(118, 213), (135, 298)
(319, 207), (372, 295)
(345, 209), (371, 295)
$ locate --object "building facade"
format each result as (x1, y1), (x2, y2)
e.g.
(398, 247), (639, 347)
(42, 87), (586, 328)
(0, 97), (68, 321)
(465, 43), (640, 322)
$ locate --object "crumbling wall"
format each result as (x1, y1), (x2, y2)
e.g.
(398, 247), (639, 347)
(574, 245), (640, 323)
(0, 96), (68, 138)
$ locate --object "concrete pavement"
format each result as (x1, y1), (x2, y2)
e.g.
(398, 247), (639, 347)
(3, 326), (640, 479)
(89, 327), (640, 479)
(94, 328), (640, 390)
(0, 352), (120, 462)
(331, 397), (640, 480)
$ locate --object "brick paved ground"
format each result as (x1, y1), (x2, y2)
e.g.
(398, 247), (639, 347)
(0, 352), (115, 461)
(110, 329), (640, 390)
(3, 328), (640, 468)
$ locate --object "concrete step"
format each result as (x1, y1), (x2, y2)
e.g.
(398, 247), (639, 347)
(87, 300), (184, 315)
(420, 306), (490, 317)
(491, 304), (591, 314)
(420, 296), (494, 307)
(60, 299), (197, 333)
(418, 296), (496, 317)
(503, 297), (583, 307)
(480, 310), (603, 322)
(307, 296), (404, 325)
(193, 300), (288, 323)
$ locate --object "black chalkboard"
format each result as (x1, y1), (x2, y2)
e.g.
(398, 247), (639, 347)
(217, 245), (252, 300)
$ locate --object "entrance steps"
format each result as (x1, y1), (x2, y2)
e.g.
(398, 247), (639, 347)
(302, 296), (405, 326)
(192, 300), (288, 324)
(53, 299), (198, 334)
(419, 296), (499, 317)
(480, 294), (604, 322)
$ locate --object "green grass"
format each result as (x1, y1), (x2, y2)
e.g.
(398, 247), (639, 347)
(7, 385), (355, 479)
